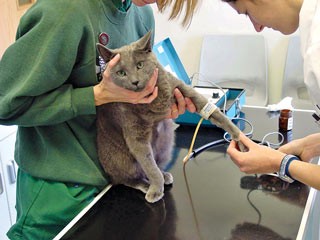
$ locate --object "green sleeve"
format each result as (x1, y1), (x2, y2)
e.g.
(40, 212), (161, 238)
(0, 3), (97, 127)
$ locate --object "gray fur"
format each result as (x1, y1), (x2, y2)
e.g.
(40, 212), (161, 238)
(96, 31), (241, 203)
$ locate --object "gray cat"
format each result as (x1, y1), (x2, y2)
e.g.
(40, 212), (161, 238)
(96, 31), (242, 203)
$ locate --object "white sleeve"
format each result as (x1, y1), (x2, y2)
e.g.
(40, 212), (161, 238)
(302, 1), (320, 115)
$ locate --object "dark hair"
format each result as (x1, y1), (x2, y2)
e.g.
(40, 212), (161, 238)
(221, 0), (236, 2)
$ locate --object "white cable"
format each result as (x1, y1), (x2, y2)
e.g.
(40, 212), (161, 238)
(223, 117), (254, 142)
(189, 72), (285, 148)
(189, 72), (227, 114)
(222, 117), (285, 149)
(260, 132), (284, 148)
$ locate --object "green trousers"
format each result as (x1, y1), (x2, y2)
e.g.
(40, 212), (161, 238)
(7, 169), (100, 240)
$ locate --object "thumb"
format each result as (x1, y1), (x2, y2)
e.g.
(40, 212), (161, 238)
(108, 54), (120, 69)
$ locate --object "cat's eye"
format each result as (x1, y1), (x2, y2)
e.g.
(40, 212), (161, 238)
(117, 70), (127, 77)
(137, 61), (144, 69)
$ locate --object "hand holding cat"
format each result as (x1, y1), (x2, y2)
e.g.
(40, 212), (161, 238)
(93, 53), (197, 119)
(93, 53), (159, 106)
(167, 89), (196, 119)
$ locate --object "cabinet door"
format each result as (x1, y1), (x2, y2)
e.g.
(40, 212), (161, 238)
(0, 132), (18, 225)
(0, 161), (11, 239)
(0, 0), (35, 56)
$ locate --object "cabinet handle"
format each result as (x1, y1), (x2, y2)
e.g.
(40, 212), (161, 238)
(0, 172), (3, 195)
(7, 160), (17, 184)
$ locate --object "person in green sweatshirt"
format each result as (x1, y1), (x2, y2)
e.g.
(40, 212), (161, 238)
(0, 0), (200, 239)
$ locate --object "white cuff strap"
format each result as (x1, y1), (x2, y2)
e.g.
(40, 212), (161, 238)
(200, 99), (218, 120)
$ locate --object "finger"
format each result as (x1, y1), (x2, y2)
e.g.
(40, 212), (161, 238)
(227, 140), (238, 154)
(171, 103), (179, 119)
(137, 68), (158, 100)
(174, 88), (186, 115)
(229, 139), (237, 148)
(144, 68), (158, 93)
(226, 144), (241, 166)
(185, 97), (196, 113)
(139, 86), (158, 104)
(108, 54), (120, 68)
(238, 132), (255, 147)
(103, 54), (120, 81)
(152, 68), (158, 87)
(165, 108), (172, 119)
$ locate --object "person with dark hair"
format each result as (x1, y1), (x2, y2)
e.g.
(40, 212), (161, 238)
(225, 0), (320, 190)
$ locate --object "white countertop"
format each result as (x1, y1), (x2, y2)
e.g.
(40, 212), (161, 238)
(0, 125), (17, 141)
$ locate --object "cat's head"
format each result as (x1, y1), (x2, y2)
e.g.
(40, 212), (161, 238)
(97, 31), (157, 92)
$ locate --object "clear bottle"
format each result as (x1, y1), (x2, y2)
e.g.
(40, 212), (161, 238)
(279, 109), (293, 131)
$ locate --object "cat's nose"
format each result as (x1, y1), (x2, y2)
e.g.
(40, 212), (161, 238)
(132, 80), (139, 86)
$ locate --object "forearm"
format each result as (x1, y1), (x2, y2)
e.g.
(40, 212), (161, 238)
(300, 133), (320, 158)
(279, 133), (320, 161)
(0, 85), (96, 126)
(289, 159), (320, 190)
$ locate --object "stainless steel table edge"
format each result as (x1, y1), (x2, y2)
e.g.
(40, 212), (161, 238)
(53, 184), (113, 240)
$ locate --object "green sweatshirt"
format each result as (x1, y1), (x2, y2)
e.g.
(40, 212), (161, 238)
(0, 0), (155, 187)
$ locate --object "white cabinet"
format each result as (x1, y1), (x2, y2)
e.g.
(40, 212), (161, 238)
(0, 163), (11, 239)
(0, 126), (17, 239)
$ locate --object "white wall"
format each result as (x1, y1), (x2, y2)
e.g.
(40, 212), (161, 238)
(151, 1), (299, 104)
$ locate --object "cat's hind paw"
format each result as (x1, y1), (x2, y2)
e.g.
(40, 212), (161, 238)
(163, 172), (173, 185)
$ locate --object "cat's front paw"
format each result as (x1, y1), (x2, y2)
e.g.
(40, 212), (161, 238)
(237, 140), (248, 152)
(145, 186), (164, 203)
(163, 172), (173, 185)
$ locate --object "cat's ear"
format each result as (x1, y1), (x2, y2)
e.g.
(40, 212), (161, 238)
(136, 31), (152, 52)
(96, 43), (115, 62)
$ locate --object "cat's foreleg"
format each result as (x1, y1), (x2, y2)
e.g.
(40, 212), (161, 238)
(136, 147), (164, 203)
(173, 83), (245, 151)
(152, 120), (175, 185)
(124, 179), (150, 194)
(200, 102), (247, 151)
(207, 108), (240, 141)
(125, 137), (165, 203)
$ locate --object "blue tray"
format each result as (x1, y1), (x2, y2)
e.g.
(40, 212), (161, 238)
(153, 38), (246, 126)
(175, 87), (246, 126)
(153, 38), (191, 85)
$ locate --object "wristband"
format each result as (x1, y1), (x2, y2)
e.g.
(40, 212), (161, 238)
(200, 99), (218, 120)
(278, 154), (300, 183)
